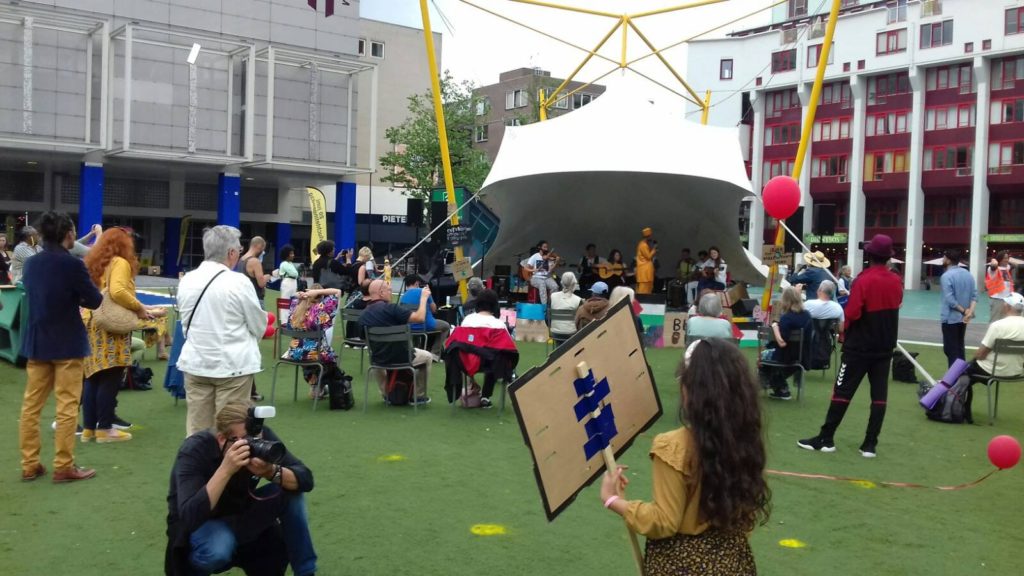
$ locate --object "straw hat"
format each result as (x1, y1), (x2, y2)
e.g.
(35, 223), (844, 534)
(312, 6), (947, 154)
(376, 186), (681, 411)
(803, 251), (831, 269)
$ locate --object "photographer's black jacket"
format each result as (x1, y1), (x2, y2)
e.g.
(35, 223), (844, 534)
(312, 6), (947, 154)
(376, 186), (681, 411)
(165, 427), (312, 572)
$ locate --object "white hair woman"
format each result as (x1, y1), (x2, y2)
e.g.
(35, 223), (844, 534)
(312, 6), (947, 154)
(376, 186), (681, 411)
(685, 292), (733, 340)
(549, 271), (583, 336)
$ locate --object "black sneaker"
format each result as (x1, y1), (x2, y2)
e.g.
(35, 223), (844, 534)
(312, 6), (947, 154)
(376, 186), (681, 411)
(480, 397), (493, 409)
(797, 436), (836, 452)
(858, 444), (877, 458)
(768, 389), (792, 401)
(111, 416), (133, 431)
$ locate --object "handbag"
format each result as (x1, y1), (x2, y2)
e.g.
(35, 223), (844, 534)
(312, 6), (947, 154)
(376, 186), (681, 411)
(460, 380), (482, 408)
(92, 267), (138, 335)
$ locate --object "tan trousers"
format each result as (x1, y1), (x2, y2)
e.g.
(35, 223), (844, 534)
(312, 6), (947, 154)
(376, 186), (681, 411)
(184, 373), (255, 437)
(20, 359), (84, 474)
(373, 348), (432, 398)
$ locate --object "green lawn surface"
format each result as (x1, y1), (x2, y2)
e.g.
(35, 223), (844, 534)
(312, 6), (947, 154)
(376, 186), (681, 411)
(1, 317), (1021, 575)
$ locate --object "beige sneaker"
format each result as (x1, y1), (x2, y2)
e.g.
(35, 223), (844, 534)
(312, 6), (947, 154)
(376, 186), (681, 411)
(80, 429), (95, 443)
(95, 428), (133, 443)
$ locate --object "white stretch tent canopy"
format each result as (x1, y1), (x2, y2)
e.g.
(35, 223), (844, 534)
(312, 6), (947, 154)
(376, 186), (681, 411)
(480, 84), (762, 284)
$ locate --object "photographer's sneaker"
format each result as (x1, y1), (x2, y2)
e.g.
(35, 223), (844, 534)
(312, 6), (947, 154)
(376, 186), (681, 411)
(111, 416), (132, 430)
(797, 436), (836, 452)
(859, 444), (877, 458)
(80, 429), (95, 443)
(96, 429), (133, 443)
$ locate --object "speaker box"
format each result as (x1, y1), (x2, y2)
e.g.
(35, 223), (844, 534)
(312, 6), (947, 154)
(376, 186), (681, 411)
(407, 198), (424, 227)
(430, 201), (449, 229)
(493, 264), (512, 277)
(731, 298), (758, 317)
(784, 207), (804, 254)
(814, 203), (836, 235)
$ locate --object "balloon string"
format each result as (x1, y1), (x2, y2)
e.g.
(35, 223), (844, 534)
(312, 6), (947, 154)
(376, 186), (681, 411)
(766, 468), (1000, 491)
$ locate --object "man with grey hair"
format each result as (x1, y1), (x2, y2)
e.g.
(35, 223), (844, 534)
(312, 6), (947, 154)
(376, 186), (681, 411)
(804, 279), (845, 335)
(176, 225), (267, 436)
(463, 276), (486, 314)
(968, 292), (1024, 382)
(685, 292), (734, 340)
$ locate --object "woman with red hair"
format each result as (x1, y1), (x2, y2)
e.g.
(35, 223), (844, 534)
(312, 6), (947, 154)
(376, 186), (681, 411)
(81, 228), (162, 443)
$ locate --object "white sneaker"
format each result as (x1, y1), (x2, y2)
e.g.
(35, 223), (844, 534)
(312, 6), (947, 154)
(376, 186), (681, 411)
(859, 449), (877, 458)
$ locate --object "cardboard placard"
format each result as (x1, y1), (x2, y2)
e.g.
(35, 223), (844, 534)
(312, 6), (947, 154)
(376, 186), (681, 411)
(664, 312), (688, 348)
(510, 300), (662, 521)
(451, 257), (473, 281)
(761, 245), (792, 267)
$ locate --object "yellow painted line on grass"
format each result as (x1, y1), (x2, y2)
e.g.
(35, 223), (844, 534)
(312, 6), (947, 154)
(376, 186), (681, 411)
(779, 539), (807, 549)
(377, 454), (406, 463)
(849, 479), (877, 489)
(470, 524), (507, 536)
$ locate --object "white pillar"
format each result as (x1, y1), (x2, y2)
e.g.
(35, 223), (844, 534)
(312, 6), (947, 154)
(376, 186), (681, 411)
(904, 65), (926, 290)
(748, 90), (765, 258)
(798, 83), (814, 238)
(970, 55), (992, 287)
(847, 74), (868, 276)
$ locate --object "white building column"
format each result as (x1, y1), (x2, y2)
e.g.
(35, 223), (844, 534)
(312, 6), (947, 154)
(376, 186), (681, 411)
(798, 82), (814, 237)
(970, 55), (992, 286)
(904, 65), (926, 290)
(846, 74), (868, 276)
(748, 89), (765, 258)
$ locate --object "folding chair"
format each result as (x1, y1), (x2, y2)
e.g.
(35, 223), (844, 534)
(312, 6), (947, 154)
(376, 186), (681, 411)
(547, 308), (578, 354)
(399, 302), (445, 354)
(363, 324), (422, 414)
(340, 307), (367, 375)
(968, 338), (1024, 425)
(274, 298), (291, 359)
(757, 325), (807, 401)
(809, 318), (840, 378)
(270, 327), (327, 411)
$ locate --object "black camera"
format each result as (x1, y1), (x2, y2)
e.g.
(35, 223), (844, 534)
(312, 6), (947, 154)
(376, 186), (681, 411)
(245, 406), (286, 464)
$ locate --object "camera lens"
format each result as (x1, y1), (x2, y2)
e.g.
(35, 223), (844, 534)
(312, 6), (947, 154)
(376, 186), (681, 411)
(247, 437), (286, 464)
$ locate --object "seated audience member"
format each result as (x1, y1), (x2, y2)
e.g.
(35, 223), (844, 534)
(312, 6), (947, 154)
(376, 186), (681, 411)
(576, 281), (612, 329)
(789, 251), (832, 300)
(804, 280), (845, 335)
(759, 287), (812, 401)
(359, 279), (433, 405)
(399, 274), (450, 357)
(686, 292), (734, 340)
(696, 265), (725, 293)
(284, 285), (342, 399)
(610, 286), (645, 335)
(165, 402), (316, 576)
(967, 292), (1024, 381)
(463, 276), (486, 314)
(444, 290), (518, 408)
(550, 272), (583, 336)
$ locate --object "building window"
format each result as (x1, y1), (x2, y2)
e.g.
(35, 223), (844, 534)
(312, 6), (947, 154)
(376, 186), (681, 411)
(876, 29), (907, 55)
(720, 59), (734, 80)
(866, 198), (907, 228)
(765, 123), (801, 146)
(813, 117), (851, 141)
(572, 93), (594, 109)
(983, 39), (992, 50)
(504, 118), (523, 127)
(864, 149), (909, 180)
(762, 159), (795, 183)
(820, 82), (851, 106)
(1006, 7), (1024, 35)
(474, 125), (488, 143)
(867, 72), (911, 105)
(765, 88), (800, 117)
(811, 155), (849, 178)
(923, 145), (973, 173)
(788, 0), (807, 19)
(920, 20), (953, 49)
(991, 98), (1024, 125)
(992, 56), (1024, 90)
(926, 104), (976, 130)
(993, 196), (1024, 227)
(866, 111), (910, 136)
(924, 196), (970, 227)
(965, 42), (974, 53)
(926, 63), (973, 92)
(553, 95), (569, 109)
(807, 43), (834, 68)
(505, 89), (528, 110)
(886, 0), (907, 24)
(772, 49), (797, 73)
(370, 41), (385, 58)
(475, 98), (489, 117)
(989, 141), (1024, 173)
(357, 38), (366, 56)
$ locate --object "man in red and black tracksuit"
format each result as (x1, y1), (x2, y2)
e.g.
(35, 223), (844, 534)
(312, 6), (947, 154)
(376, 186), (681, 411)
(799, 234), (903, 458)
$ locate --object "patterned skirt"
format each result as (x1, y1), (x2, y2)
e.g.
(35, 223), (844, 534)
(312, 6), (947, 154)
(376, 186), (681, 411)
(643, 530), (756, 576)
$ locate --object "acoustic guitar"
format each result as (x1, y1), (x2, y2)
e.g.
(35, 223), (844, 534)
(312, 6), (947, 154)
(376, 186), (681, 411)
(594, 262), (627, 279)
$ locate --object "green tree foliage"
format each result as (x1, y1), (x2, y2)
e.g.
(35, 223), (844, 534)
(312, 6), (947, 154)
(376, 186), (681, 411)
(379, 72), (491, 200)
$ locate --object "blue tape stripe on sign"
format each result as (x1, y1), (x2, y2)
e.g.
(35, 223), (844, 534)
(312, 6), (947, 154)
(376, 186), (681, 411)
(583, 405), (618, 440)
(574, 395), (596, 422)
(583, 435), (606, 460)
(573, 371), (595, 397)
(592, 378), (610, 405)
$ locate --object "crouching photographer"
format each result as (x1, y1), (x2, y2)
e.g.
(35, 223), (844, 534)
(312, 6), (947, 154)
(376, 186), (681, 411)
(165, 403), (317, 576)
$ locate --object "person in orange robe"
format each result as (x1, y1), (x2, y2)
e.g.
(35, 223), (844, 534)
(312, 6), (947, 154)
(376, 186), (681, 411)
(636, 227), (657, 294)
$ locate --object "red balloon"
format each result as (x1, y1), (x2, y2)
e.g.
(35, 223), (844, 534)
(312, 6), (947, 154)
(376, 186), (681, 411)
(762, 176), (802, 220)
(263, 312), (277, 340)
(988, 435), (1022, 470)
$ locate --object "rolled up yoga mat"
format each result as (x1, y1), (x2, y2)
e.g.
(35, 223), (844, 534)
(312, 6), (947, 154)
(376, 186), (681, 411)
(919, 358), (969, 410)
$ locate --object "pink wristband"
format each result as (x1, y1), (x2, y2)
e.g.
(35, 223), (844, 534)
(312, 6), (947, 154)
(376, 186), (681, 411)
(604, 495), (620, 509)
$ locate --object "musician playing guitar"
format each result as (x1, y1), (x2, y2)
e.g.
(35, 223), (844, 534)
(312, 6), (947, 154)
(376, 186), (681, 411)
(595, 249), (630, 289)
(522, 240), (560, 306)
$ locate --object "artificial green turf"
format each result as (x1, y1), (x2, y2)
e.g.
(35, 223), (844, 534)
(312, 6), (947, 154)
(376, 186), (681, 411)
(1, 321), (1022, 575)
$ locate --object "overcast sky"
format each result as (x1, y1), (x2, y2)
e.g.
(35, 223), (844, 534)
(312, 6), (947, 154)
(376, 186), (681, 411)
(361, 0), (777, 105)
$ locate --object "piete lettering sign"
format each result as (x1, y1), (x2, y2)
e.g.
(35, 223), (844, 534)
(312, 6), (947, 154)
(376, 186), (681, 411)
(447, 225), (471, 247)
(379, 214), (407, 225)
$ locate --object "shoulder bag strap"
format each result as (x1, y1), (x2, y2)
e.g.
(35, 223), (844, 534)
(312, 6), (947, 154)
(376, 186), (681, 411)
(184, 270), (227, 340)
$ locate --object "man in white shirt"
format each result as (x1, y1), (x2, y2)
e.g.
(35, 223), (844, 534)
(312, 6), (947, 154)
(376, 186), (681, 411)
(971, 292), (1024, 378)
(803, 280), (845, 336)
(176, 226), (268, 436)
(523, 240), (558, 306)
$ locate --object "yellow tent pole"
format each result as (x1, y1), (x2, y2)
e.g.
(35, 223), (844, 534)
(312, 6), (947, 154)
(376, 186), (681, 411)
(419, 0), (467, 301)
(629, 0), (728, 19)
(620, 16), (629, 67)
(544, 19), (622, 113)
(762, 0), (842, 311)
(507, 0), (618, 19)
(700, 90), (711, 125)
(626, 19), (702, 105)
(538, 88), (547, 121)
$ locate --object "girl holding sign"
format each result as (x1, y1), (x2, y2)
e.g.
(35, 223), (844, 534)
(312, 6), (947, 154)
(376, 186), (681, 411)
(600, 338), (770, 575)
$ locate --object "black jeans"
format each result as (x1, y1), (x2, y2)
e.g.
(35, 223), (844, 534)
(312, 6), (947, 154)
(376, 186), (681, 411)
(941, 322), (967, 368)
(818, 352), (891, 450)
(82, 366), (124, 431)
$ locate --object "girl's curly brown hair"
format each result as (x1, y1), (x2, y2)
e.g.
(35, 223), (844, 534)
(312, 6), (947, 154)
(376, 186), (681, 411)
(678, 338), (771, 532)
(84, 227), (139, 287)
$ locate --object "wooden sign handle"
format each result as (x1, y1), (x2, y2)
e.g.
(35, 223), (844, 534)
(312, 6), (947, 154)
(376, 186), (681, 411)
(576, 361), (645, 575)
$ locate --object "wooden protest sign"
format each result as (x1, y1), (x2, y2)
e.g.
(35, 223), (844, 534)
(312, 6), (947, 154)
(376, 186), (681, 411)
(451, 257), (473, 281)
(761, 244), (792, 267)
(509, 299), (661, 571)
